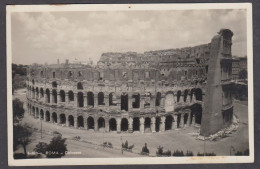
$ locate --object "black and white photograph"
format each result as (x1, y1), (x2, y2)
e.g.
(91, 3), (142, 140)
(6, 3), (254, 166)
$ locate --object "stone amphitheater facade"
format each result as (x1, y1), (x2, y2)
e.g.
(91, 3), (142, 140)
(26, 29), (233, 134)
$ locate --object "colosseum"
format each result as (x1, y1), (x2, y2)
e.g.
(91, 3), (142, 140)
(26, 29), (234, 135)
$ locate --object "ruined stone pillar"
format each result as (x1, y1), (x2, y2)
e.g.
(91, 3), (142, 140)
(140, 117), (145, 134)
(44, 92), (47, 103)
(65, 93), (69, 104)
(84, 117), (88, 129)
(128, 117), (133, 133)
(151, 117), (156, 133)
(116, 118), (121, 133)
(105, 118), (109, 132)
(128, 94), (132, 111)
(160, 116), (165, 132)
(84, 94), (88, 107)
(57, 114), (60, 124)
(104, 94), (109, 107)
(94, 118), (98, 131)
(179, 114), (184, 128)
(57, 93), (60, 104)
(74, 92), (78, 107)
(50, 91), (53, 104)
(74, 116), (78, 128)
(140, 98), (145, 109)
(94, 94), (98, 108)
(66, 116), (69, 127)
(192, 114), (196, 125)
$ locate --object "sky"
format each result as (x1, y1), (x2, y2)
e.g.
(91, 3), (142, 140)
(11, 9), (247, 65)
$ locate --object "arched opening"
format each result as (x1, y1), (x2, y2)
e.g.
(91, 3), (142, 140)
(109, 93), (116, 106)
(87, 116), (94, 130)
(121, 118), (128, 132)
(133, 117), (140, 131)
(165, 93), (174, 112)
(36, 87), (39, 99)
(109, 118), (117, 131)
(77, 116), (84, 128)
(144, 92), (151, 108)
(40, 88), (44, 98)
(32, 107), (35, 116)
(121, 93), (128, 111)
(98, 117), (105, 130)
(52, 89), (57, 104)
(87, 92), (94, 106)
(52, 81), (57, 88)
(155, 117), (161, 132)
(144, 117), (151, 132)
(98, 92), (105, 105)
(77, 92), (84, 107)
(177, 114), (181, 128)
(77, 82), (83, 90)
(195, 88), (203, 101)
(165, 115), (173, 130)
(60, 90), (65, 102)
(46, 89), (50, 103)
(190, 104), (202, 124)
(190, 89), (194, 102)
(68, 115), (74, 127)
(45, 111), (50, 122)
(177, 90), (181, 102)
(132, 93), (140, 108)
(40, 109), (44, 119)
(60, 114), (66, 124)
(68, 90), (74, 102)
(155, 92), (161, 106)
(184, 113), (189, 124)
(183, 90), (189, 102)
(52, 112), (57, 123)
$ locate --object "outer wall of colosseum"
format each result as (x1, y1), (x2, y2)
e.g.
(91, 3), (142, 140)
(25, 29), (234, 135)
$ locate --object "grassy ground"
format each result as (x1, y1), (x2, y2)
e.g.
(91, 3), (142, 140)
(13, 88), (249, 158)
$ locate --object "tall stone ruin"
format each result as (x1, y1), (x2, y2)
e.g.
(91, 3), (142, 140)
(200, 29), (234, 136)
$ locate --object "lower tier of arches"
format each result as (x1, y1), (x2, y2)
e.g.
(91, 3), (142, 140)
(27, 105), (201, 133)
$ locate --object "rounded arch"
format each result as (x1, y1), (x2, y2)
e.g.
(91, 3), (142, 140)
(190, 103), (202, 124)
(45, 111), (50, 122)
(52, 89), (57, 103)
(121, 93), (128, 111)
(98, 117), (105, 130)
(121, 118), (128, 132)
(68, 90), (74, 102)
(144, 117), (151, 132)
(155, 92), (161, 106)
(177, 90), (181, 102)
(133, 117), (140, 131)
(52, 81), (57, 88)
(77, 82), (83, 90)
(165, 115), (173, 130)
(60, 114), (66, 124)
(46, 89), (50, 103)
(40, 109), (44, 119)
(52, 112), (57, 123)
(77, 116), (84, 128)
(68, 115), (74, 127)
(87, 92), (94, 106)
(109, 118), (117, 131)
(155, 116), (161, 132)
(77, 92), (84, 107)
(194, 88), (203, 101)
(60, 90), (65, 102)
(98, 92), (105, 105)
(109, 93), (116, 106)
(183, 89), (189, 102)
(87, 116), (94, 130)
(132, 93), (140, 108)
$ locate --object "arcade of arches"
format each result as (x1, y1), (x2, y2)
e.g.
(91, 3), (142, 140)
(27, 102), (202, 133)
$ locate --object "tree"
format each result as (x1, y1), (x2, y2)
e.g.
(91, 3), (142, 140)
(13, 124), (32, 156)
(46, 135), (67, 158)
(238, 69), (247, 80)
(34, 142), (48, 155)
(13, 98), (25, 123)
